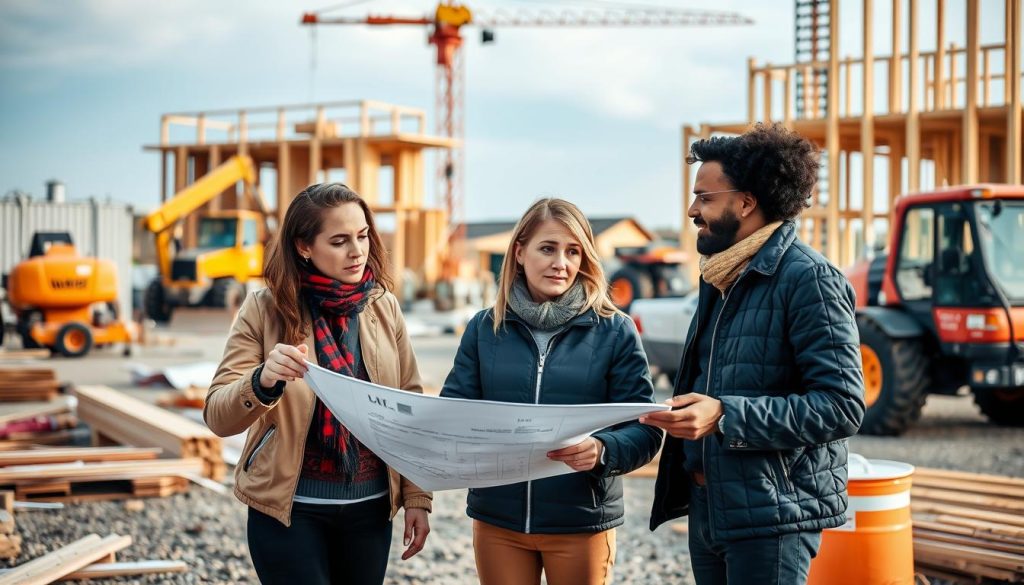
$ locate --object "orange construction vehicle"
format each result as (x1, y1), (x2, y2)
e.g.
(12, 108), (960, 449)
(5, 232), (134, 358)
(608, 245), (690, 312)
(846, 184), (1024, 434)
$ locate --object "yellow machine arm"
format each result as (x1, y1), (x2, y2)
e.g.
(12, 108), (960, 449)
(144, 155), (256, 279)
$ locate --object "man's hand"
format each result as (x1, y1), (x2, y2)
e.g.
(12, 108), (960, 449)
(401, 508), (430, 560)
(640, 394), (723, 440)
(547, 437), (604, 472)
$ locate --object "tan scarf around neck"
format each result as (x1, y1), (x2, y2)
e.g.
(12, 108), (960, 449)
(699, 221), (783, 294)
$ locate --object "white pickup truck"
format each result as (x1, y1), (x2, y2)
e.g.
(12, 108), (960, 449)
(628, 291), (699, 385)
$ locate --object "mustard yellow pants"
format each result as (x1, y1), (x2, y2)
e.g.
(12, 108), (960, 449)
(473, 519), (616, 585)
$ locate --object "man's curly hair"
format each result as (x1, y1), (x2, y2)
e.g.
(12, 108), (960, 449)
(687, 123), (820, 222)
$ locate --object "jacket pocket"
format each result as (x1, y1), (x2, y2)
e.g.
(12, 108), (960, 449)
(244, 425), (276, 472)
(772, 451), (795, 494)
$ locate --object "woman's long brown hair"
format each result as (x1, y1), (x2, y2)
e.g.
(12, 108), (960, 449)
(264, 183), (393, 345)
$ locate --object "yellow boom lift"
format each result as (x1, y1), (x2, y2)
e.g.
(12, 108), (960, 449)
(143, 155), (264, 322)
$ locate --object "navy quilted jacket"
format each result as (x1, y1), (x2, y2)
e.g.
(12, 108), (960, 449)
(650, 220), (865, 540)
(442, 309), (663, 534)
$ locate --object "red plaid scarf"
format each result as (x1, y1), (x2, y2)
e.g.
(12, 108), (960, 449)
(301, 266), (375, 478)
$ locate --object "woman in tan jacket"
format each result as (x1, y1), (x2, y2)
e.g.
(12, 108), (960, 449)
(205, 183), (431, 585)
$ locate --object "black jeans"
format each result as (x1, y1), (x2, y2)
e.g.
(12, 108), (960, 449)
(247, 496), (393, 585)
(687, 483), (822, 585)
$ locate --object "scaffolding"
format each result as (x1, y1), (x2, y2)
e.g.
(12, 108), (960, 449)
(145, 100), (458, 294)
(681, 0), (1022, 279)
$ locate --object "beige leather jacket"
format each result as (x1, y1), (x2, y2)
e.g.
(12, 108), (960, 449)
(204, 287), (432, 526)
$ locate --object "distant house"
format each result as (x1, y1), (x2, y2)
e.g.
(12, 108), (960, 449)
(457, 216), (654, 279)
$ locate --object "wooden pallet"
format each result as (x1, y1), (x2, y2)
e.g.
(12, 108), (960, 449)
(0, 458), (201, 503)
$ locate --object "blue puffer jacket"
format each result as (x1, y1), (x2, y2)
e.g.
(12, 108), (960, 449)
(441, 308), (664, 534)
(650, 221), (865, 540)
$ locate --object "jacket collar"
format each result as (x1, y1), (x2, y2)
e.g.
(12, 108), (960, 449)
(741, 219), (798, 278)
(504, 307), (600, 328)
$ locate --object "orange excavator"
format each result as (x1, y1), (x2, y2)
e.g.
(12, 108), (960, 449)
(5, 232), (134, 358)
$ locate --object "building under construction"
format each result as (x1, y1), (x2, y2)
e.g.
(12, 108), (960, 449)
(681, 0), (1022, 274)
(145, 100), (457, 301)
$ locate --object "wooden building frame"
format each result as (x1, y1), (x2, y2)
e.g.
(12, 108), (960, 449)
(145, 100), (459, 293)
(681, 0), (1022, 279)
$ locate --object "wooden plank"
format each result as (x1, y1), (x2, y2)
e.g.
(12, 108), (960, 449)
(912, 486), (1024, 513)
(0, 458), (204, 484)
(934, 515), (1024, 539)
(0, 349), (50, 361)
(914, 551), (1018, 581)
(0, 447), (162, 467)
(913, 475), (1024, 499)
(914, 539), (1024, 572)
(56, 560), (188, 580)
(915, 467), (1024, 489)
(914, 527), (1024, 555)
(0, 534), (131, 585)
(915, 519), (1024, 545)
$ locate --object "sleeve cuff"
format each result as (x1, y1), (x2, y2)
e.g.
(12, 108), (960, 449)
(251, 364), (285, 405)
(403, 495), (433, 512)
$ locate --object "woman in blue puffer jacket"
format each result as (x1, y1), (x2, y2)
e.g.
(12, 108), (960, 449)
(441, 198), (664, 585)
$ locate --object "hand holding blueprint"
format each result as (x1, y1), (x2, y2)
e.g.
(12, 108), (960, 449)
(303, 362), (669, 491)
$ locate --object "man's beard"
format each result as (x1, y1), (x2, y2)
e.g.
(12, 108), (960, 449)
(695, 209), (741, 255)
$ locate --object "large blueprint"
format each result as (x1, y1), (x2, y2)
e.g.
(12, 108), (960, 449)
(303, 362), (668, 491)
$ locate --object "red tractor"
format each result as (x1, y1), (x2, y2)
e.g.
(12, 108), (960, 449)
(846, 185), (1024, 435)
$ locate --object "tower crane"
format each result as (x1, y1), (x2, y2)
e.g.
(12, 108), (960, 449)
(300, 2), (754, 272)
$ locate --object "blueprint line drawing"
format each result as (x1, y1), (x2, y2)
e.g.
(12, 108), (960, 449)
(302, 361), (669, 491)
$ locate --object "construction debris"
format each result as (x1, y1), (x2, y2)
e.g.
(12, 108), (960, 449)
(912, 467), (1024, 583)
(73, 385), (224, 480)
(0, 491), (18, 561)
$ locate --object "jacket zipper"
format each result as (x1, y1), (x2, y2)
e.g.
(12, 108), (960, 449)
(777, 452), (795, 493)
(512, 316), (590, 534)
(244, 425), (276, 472)
(525, 348), (548, 534)
(702, 284), (736, 542)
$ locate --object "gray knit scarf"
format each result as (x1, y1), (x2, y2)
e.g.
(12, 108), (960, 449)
(508, 276), (587, 331)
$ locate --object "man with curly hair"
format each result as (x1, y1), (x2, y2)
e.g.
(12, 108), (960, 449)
(641, 123), (865, 585)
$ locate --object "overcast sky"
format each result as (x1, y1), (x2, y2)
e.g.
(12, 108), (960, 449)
(0, 0), (1003, 231)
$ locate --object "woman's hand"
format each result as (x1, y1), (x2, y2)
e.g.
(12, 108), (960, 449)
(547, 437), (604, 472)
(401, 508), (430, 560)
(259, 343), (308, 387)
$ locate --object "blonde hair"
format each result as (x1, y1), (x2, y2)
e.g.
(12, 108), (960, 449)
(493, 198), (622, 332)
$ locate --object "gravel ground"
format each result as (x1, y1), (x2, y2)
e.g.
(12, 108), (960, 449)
(6, 315), (1022, 584)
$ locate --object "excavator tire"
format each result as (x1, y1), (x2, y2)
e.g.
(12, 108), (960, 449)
(857, 316), (930, 436)
(972, 388), (1024, 426)
(17, 310), (43, 349)
(609, 266), (654, 312)
(144, 279), (174, 323)
(207, 279), (245, 310)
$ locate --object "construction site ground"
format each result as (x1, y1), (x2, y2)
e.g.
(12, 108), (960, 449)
(9, 308), (1024, 585)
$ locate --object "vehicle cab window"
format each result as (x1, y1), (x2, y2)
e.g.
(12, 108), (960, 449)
(895, 207), (934, 302)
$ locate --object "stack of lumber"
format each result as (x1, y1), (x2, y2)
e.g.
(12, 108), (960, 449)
(0, 447), (201, 502)
(0, 533), (187, 584)
(912, 466), (1024, 583)
(73, 385), (224, 481)
(0, 369), (60, 403)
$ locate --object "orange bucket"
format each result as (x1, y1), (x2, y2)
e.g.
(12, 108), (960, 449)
(807, 454), (915, 585)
